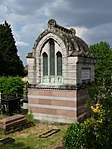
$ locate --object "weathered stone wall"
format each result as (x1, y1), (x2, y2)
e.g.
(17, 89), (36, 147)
(65, 57), (78, 85)
(27, 58), (36, 84)
(28, 88), (88, 123)
(77, 57), (95, 85)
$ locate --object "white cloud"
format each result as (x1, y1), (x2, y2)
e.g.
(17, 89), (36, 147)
(16, 40), (29, 47)
(68, 26), (88, 38)
(21, 22), (45, 37)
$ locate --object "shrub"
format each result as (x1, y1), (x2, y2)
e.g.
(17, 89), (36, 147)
(26, 110), (35, 125)
(83, 117), (97, 149)
(0, 76), (25, 99)
(64, 122), (85, 149)
(64, 117), (112, 149)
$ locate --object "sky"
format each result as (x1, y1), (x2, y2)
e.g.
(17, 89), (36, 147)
(0, 0), (112, 65)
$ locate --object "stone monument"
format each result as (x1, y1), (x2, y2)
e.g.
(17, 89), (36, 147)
(26, 19), (95, 123)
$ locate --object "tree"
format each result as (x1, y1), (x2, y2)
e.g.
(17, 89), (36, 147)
(87, 42), (111, 106)
(0, 76), (25, 99)
(89, 41), (112, 94)
(88, 41), (112, 103)
(64, 122), (85, 149)
(87, 41), (112, 148)
(0, 21), (25, 76)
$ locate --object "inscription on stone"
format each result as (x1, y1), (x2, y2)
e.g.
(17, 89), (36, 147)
(82, 68), (90, 80)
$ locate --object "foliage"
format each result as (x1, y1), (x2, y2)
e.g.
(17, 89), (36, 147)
(26, 110), (34, 124)
(91, 103), (103, 121)
(88, 41), (112, 102)
(0, 21), (25, 77)
(85, 41), (112, 148)
(0, 76), (25, 99)
(64, 122), (85, 149)
(0, 114), (6, 120)
(89, 41), (112, 84)
(64, 111), (112, 149)
(83, 117), (96, 149)
(83, 102), (112, 149)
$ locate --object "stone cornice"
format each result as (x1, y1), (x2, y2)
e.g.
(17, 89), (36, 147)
(27, 82), (92, 90)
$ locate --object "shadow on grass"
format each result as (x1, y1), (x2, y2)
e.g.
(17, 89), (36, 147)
(1, 142), (31, 149)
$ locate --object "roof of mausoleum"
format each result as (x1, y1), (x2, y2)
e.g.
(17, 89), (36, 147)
(31, 19), (94, 58)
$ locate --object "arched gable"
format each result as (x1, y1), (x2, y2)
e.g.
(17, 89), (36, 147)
(34, 32), (67, 58)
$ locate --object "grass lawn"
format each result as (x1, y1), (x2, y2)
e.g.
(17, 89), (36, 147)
(0, 121), (68, 149)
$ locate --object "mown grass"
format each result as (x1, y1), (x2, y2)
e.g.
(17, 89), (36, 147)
(0, 121), (67, 149)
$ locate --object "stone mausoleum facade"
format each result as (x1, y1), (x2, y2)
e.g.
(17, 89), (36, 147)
(26, 19), (95, 123)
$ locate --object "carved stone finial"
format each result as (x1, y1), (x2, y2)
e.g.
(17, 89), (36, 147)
(70, 28), (76, 35)
(48, 19), (56, 29)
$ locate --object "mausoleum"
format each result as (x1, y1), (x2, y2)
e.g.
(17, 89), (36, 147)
(26, 19), (95, 123)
